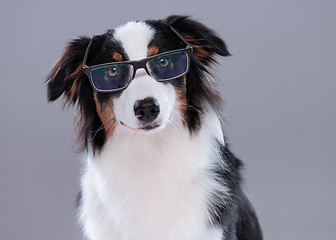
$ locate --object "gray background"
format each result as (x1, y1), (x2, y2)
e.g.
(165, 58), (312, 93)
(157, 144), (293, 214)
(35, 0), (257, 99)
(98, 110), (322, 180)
(1, 0), (335, 239)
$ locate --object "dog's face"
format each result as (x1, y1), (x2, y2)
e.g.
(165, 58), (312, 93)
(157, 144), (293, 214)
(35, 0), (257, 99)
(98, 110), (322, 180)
(47, 15), (230, 152)
(99, 22), (185, 136)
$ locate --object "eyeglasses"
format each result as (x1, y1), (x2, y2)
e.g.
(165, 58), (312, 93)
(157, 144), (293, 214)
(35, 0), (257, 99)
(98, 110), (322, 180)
(82, 26), (193, 92)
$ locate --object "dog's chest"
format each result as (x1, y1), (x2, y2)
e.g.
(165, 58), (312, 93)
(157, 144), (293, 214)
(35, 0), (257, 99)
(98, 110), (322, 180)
(79, 125), (224, 240)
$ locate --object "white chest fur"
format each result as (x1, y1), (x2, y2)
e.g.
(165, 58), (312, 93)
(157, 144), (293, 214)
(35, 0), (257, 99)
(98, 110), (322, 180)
(79, 110), (227, 240)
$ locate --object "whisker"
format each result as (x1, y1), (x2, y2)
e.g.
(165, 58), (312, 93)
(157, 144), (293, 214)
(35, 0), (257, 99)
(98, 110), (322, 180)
(178, 103), (203, 115)
(91, 118), (116, 141)
(90, 118), (112, 133)
(170, 109), (188, 127)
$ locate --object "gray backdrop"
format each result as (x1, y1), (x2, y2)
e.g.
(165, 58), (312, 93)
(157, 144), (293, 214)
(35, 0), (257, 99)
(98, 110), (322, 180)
(1, 0), (335, 239)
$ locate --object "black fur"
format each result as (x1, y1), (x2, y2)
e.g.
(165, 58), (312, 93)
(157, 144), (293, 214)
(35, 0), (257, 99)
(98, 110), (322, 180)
(210, 141), (262, 239)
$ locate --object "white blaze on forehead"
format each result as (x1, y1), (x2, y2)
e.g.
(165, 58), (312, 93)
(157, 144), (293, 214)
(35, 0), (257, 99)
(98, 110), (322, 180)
(113, 21), (154, 61)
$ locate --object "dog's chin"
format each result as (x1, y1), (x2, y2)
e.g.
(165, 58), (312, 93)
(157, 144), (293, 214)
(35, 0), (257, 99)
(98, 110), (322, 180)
(119, 120), (166, 134)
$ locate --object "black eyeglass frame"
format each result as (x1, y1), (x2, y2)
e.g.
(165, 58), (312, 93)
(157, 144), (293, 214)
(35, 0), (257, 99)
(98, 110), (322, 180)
(82, 25), (193, 93)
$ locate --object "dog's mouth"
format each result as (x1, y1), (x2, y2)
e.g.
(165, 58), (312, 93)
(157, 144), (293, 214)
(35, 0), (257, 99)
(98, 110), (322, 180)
(120, 121), (162, 132)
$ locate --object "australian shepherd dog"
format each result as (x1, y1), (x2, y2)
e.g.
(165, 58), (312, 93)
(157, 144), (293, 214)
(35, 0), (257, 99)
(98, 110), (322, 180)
(47, 15), (262, 240)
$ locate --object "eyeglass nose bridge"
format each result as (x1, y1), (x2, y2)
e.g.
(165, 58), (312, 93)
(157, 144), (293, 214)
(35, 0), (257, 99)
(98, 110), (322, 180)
(130, 59), (151, 80)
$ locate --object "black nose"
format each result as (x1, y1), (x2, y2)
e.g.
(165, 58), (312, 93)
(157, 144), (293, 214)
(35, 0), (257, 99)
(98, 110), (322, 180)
(133, 97), (160, 124)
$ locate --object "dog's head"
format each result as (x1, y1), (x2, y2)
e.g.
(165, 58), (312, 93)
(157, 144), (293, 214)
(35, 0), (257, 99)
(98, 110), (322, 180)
(47, 15), (230, 152)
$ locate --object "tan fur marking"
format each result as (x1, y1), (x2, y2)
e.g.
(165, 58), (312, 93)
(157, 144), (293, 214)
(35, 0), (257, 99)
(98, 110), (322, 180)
(148, 46), (159, 56)
(193, 47), (212, 59)
(113, 52), (123, 62)
(175, 76), (188, 125)
(69, 63), (84, 79)
(93, 92), (117, 141)
(182, 33), (203, 44)
(68, 78), (79, 101)
(181, 33), (211, 60)
(62, 63), (84, 107)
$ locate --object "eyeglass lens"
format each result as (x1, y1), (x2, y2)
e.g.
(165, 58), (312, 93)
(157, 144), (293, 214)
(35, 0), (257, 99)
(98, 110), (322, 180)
(90, 51), (188, 91)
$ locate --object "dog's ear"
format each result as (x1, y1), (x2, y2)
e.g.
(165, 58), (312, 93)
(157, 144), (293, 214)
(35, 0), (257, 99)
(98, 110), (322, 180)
(47, 36), (91, 105)
(166, 15), (230, 64)
(165, 16), (229, 132)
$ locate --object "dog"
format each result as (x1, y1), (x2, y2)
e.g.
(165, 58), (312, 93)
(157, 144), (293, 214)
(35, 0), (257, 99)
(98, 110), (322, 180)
(47, 15), (262, 240)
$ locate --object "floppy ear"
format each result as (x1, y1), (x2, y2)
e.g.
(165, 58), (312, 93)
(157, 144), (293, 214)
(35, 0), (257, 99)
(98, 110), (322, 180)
(47, 36), (91, 105)
(47, 36), (107, 152)
(165, 15), (230, 133)
(165, 15), (230, 64)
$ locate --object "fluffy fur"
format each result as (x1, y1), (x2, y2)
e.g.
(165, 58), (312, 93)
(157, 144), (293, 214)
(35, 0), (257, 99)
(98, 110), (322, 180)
(47, 15), (262, 240)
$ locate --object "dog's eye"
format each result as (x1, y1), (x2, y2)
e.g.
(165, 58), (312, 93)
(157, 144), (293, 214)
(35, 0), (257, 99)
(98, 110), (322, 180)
(107, 67), (119, 77)
(158, 58), (169, 68)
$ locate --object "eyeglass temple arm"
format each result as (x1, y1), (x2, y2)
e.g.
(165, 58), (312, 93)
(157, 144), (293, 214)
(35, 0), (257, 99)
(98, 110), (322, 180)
(169, 25), (193, 51)
(82, 35), (96, 69)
